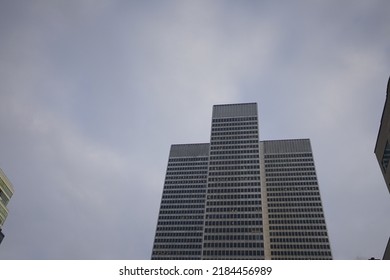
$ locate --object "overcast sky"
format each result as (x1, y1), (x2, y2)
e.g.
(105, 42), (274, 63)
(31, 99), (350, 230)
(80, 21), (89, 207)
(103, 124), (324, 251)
(1, 0), (390, 260)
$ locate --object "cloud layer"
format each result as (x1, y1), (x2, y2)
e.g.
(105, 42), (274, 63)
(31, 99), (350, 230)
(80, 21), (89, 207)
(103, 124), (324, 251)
(0, 0), (390, 259)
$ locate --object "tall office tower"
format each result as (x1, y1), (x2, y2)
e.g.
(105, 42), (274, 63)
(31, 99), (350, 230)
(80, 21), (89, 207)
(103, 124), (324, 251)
(0, 168), (14, 245)
(152, 103), (332, 260)
(375, 77), (390, 194)
(374, 76), (390, 260)
(203, 103), (263, 259)
(260, 139), (332, 259)
(152, 144), (209, 259)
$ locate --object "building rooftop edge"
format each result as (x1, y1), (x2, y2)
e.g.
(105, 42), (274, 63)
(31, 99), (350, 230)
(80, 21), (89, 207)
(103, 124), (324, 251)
(171, 143), (209, 147)
(213, 102), (257, 107)
(170, 139), (313, 146)
(261, 138), (310, 143)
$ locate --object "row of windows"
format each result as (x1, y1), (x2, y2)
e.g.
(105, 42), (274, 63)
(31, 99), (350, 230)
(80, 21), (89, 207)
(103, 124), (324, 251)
(157, 220), (203, 226)
(210, 165), (259, 170)
(168, 162), (208, 167)
(155, 232), (203, 237)
(165, 175), (317, 185)
(270, 237), (329, 243)
(167, 166), (209, 172)
(209, 176), (260, 182)
(265, 162), (314, 168)
(204, 234), (262, 241)
(265, 158), (313, 163)
(205, 220), (261, 226)
(267, 192), (320, 197)
(164, 185), (207, 189)
(154, 238), (202, 243)
(156, 226), (203, 231)
(266, 172), (316, 177)
(211, 130), (258, 136)
(208, 185), (261, 191)
(152, 251), (201, 256)
(159, 213), (324, 220)
(211, 144), (258, 150)
(268, 208), (323, 213)
(210, 160), (259, 165)
(209, 171), (260, 177)
(270, 231), (328, 237)
(266, 182), (318, 186)
(212, 117), (257, 123)
(162, 192), (205, 200)
(267, 197), (321, 202)
(265, 167), (315, 173)
(161, 199), (205, 205)
(204, 227), (262, 234)
(211, 139), (258, 145)
(271, 244), (330, 250)
(206, 200), (261, 207)
(268, 213), (324, 219)
(158, 215), (204, 220)
(268, 202), (322, 208)
(266, 177), (317, 182)
(211, 135), (258, 141)
(206, 206), (261, 213)
(169, 157), (208, 162)
(159, 209), (204, 215)
(264, 153), (313, 158)
(210, 154), (260, 160)
(165, 176), (207, 181)
(154, 244), (201, 249)
(271, 251), (331, 257)
(212, 121), (257, 127)
(160, 204), (205, 210)
(166, 171), (208, 176)
(212, 126), (258, 132)
(272, 257), (331, 260)
(210, 150), (259, 155)
(207, 188), (261, 194)
(207, 194), (260, 200)
(267, 186), (319, 192)
(162, 194), (205, 199)
(203, 250), (263, 257)
(152, 256), (201, 260)
(269, 219), (325, 225)
(165, 180), (207, 185)
(206, 213), (261, 219)
(203, 242), (262, 248)
(269, 225), (327, 230)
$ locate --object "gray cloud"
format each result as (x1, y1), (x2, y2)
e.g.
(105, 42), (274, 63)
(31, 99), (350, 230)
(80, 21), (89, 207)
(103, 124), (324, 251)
(0, 0), (390, 259)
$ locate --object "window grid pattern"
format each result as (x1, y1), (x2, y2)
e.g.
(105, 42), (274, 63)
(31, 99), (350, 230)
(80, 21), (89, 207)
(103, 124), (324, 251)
(263, 147), (332, 260)
(202, 116), (264, 260)
(151, 150), (208, 260)
(152, 104), (333, 261)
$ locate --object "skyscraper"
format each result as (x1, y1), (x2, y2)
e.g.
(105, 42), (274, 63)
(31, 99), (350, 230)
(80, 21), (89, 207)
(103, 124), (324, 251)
(374, 76), (390, 260)
(260, 139), (331, 259)
(0, 168), (14, 245)
(375, 77), (390, 194)
(152, 103), (332, 260)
